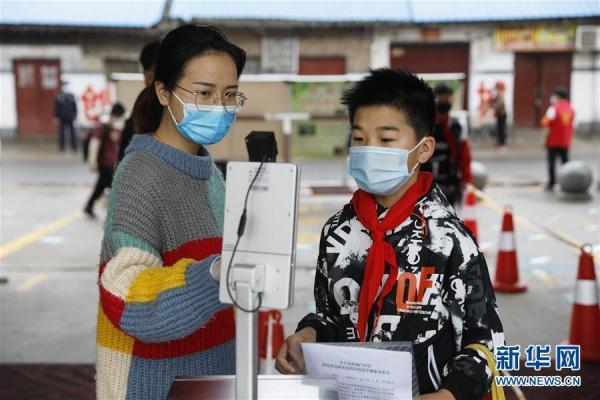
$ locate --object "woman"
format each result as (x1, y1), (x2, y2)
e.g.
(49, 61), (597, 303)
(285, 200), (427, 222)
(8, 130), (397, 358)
(95, 25), (247, 400)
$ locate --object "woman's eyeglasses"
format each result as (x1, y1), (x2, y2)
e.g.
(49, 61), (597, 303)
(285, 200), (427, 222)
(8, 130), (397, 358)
(176, 85), (247, 114)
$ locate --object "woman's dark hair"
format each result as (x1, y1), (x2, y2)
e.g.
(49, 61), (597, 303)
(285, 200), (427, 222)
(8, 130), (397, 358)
(132, 25), (246, 134)
(341, 68), (436, 140)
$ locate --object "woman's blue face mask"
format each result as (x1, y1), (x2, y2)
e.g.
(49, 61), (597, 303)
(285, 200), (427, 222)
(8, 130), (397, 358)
(167, 91), (236, 145)
(347, 138), (426, 196)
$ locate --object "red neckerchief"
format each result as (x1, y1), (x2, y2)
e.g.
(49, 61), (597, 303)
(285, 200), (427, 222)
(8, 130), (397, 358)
(351, 172), (433, 341)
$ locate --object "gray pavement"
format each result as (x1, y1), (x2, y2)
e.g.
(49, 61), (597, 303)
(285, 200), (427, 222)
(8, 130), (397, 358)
(0, 137), (599, 366)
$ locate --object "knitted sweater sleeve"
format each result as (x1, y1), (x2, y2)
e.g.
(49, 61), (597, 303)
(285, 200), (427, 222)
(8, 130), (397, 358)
(98, 162), (227, 343)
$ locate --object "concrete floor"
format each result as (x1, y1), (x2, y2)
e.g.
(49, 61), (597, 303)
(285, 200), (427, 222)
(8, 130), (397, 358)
(1, 137), (599, 367)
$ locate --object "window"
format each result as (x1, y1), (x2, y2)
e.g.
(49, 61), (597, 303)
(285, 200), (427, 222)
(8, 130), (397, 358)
(261, 37), (299, 73)
(244, 56), (260, 74)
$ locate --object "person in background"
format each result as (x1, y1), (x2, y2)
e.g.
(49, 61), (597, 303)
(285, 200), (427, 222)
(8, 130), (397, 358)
(491, 81), (507, 150)
(95, 25), (247, 400)
(117, 40), (160, 165)
(83, 103), (125, 218)
(422, 83), (472, 207)
(541, 87), (575, 191)
(276, 69), (504, 400)
(54, 80), (78, 152)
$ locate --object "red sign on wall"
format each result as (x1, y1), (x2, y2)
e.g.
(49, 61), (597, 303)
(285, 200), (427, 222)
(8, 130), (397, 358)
(80, 85), (111, 122)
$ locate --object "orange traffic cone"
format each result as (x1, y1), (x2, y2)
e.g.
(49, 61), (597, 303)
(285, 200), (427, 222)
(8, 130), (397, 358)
(493, 206), (527, 293)
(259, 310), (285, 373)
(567, 244), (600, 362)
(462, 186), (479, 241)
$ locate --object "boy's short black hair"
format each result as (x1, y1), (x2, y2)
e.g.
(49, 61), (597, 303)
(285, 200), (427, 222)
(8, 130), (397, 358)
(111, 102), (125, 117)
(434, 83), (454, 96)
(341, 68), (436, 139)
(553, 87), (569, 100)
(139, 40), (160, 72)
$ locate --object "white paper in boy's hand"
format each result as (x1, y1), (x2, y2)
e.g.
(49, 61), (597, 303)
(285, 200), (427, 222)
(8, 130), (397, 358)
(301, 343), (413, 400)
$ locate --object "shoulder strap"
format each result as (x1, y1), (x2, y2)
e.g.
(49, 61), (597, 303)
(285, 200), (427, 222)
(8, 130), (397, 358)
(465, 343), (506, 400)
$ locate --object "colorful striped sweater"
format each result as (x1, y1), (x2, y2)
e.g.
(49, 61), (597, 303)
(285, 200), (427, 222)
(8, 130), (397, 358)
(96, 134), (235, 400)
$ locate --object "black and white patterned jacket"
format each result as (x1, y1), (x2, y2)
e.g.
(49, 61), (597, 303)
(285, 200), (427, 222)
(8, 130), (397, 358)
(297, 184), (505, 400)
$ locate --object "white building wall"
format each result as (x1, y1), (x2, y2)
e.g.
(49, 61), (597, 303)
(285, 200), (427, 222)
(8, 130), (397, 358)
(0, 73), (17, 133)
(469, 33), (515, 127)
(61, 72), (110, 127)
(374, 25), (514, 128)
(571, 52), (600, 126)
(0, 44), (103, 72)
(374, 24), (600, 130)
(0, 44), (107, 137)
(370, 35), (390, 69)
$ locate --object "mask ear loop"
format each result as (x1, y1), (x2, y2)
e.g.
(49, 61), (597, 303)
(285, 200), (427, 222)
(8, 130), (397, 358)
(166, 91), (186, 126)
(407, 137), (428, 176)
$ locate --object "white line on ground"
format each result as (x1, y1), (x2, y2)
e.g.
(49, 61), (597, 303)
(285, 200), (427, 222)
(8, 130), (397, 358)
(15, 273), (49, 293)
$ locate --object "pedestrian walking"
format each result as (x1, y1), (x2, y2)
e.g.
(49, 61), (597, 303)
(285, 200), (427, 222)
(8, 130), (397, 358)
(492, 81), (507, 149)
(541, 87), (575, 191)
(83, 103), (125, 218)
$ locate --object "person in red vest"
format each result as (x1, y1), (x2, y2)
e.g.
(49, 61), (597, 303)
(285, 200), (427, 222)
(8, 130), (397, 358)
(541, 87), (575, 191)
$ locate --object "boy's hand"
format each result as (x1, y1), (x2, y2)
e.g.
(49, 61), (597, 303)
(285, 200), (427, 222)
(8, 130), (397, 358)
(275, 327), (316, 374)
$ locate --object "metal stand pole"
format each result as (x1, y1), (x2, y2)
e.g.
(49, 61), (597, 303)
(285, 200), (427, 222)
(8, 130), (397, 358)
(235, 282), (258, 400)
(231, 263), (265, 400)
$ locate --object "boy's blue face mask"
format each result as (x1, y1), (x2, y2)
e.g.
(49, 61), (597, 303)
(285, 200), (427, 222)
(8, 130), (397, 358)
(347, 138), (425, 196)
(167, 91), (236, 145)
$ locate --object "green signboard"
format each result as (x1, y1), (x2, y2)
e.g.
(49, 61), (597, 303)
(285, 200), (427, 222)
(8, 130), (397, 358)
(291, 82), (352, 116)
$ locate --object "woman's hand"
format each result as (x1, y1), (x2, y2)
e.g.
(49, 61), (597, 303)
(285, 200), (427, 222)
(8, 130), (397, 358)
(418, 389), (456, 400)
(275, 327), (316, 374)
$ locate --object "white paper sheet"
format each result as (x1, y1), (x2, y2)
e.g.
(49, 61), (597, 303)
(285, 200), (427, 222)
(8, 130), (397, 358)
(302, 343), (413, 400)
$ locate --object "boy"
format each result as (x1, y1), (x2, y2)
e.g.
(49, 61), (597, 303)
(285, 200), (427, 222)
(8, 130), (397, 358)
(276, 69), (504, 400)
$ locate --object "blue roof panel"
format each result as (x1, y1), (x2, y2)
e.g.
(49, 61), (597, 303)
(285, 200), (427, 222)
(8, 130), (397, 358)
(0, 0), (598, 27)
(0, 0), (164, 27)
(171, 0), (411, 22)
(409, 0), (600, 23)
(171, 0), (600, 23)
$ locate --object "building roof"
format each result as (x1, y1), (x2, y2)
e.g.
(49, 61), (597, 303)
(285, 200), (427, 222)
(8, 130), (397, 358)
(171, 0), (600, 23)
(0, 0), (165, 28)
(408, 0), (600, 23)
(1, 0), (598, 28)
